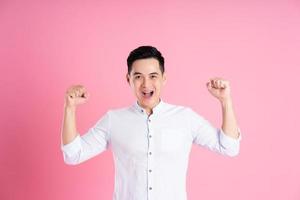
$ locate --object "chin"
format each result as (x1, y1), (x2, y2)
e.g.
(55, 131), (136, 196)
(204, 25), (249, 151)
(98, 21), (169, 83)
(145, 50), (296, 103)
(138, 100), (153, 108)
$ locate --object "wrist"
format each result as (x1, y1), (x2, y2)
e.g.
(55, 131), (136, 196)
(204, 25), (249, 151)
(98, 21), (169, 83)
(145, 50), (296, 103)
(220, 97), (233, 107)
(64, 104), (77, 112)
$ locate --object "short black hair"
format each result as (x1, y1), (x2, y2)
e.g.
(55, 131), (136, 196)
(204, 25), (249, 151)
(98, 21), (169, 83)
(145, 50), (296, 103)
(127, 46), (165, 74)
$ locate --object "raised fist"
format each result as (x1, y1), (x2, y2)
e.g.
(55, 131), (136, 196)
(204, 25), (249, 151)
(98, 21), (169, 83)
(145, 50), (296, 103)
(206, 77), (231, 102)
(64, 85), (89, 108)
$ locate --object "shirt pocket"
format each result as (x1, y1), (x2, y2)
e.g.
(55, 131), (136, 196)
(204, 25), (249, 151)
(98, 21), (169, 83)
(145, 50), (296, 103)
(160, 129), (185, 153)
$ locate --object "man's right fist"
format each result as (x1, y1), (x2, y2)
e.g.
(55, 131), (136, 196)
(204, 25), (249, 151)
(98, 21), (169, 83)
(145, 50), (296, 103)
(64, 85), (89, 108)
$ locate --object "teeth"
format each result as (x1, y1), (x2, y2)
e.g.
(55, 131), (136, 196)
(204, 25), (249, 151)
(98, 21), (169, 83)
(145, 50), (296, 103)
(142, 91), (154, 97)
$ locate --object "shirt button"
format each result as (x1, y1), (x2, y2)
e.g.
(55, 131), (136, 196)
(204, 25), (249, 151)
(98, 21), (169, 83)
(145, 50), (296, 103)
(149, 169), (152, 172)
(149, 135), (152, 138)
(149, 187), (152, 190)
(148, 119), (151, 122)
(149, 152), (152, 155)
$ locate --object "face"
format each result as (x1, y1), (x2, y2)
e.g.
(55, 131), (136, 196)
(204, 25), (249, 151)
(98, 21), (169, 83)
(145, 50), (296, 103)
(127, 58), (166, 114)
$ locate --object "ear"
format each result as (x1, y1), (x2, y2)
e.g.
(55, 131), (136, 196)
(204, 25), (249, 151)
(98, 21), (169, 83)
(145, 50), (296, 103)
(126, 74), (130, 84)
(162, 73), (167, 85)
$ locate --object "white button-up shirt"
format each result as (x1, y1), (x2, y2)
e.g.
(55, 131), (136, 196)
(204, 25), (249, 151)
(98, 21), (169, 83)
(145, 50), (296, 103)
(61, 100), (241, 200)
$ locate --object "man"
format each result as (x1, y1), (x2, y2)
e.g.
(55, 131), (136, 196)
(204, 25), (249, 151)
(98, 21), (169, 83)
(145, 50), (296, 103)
(61, 46), (241, 200)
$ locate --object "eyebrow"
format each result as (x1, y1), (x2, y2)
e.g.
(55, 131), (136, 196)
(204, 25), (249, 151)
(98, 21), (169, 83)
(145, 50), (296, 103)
(133, 72), (142, 76)
(149, 72), (159, 75)
(133, 72), (159, 76)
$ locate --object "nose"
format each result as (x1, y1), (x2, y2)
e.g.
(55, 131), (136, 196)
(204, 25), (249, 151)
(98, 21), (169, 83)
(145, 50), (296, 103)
(142, 77), (150, 88)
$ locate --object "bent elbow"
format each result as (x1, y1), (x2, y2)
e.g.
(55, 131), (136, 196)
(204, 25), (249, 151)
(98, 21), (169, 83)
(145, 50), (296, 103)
(64, 159), (79, 165)
(222, 146), (240, 157)
(218, 140), (240, 157)
(226, 149), (240, 157)
(63, 152), (81, 165)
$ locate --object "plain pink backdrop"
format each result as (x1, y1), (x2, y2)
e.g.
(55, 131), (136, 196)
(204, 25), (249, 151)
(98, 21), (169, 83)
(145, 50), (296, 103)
(1, 0), (299, 199)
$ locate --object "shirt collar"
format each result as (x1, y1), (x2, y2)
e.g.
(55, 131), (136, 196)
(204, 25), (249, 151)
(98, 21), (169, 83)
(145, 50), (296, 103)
(133, 99), (165, 115)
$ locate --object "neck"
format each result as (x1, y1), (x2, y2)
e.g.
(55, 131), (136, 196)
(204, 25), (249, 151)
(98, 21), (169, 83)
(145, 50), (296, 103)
(146, 109), (153, 116)
(137, 99), (161, 116)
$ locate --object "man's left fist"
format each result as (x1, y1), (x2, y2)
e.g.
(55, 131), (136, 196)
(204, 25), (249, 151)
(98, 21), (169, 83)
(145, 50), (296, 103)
(206, 78), (231, 102)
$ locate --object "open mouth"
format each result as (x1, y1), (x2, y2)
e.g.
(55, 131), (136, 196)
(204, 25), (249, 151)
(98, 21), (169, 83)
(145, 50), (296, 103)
(142, 91), (154, 98)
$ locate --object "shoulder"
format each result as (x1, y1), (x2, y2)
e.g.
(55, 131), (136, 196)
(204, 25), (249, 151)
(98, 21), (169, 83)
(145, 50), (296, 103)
(107, 106), (132, 115)
(161, 101), (193, 115)
(105, 105), (136, 117)
(163, 102), (205, 118)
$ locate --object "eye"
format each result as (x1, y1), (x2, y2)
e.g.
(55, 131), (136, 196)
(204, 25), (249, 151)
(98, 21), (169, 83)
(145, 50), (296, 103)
(150, 75), (157, 79)
(134, 75), (141, 79)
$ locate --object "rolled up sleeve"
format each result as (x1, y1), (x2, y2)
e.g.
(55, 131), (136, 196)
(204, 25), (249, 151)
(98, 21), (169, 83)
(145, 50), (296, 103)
(61, 134), (82, 165)
(188, 108), (242, 157)
(219, 128), (242, 157)
(61, 111), (111, 165)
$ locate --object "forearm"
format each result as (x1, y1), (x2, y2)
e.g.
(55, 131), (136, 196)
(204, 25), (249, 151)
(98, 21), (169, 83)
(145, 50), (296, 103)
(220, 97), (240, 139)
(61, 105), (79, 145)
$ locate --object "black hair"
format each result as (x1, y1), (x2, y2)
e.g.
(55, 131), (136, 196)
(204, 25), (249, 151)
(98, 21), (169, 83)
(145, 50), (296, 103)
(127, 46), (165, 74)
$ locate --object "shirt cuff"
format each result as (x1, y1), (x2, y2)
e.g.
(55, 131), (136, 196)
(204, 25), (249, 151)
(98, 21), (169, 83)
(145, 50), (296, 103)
(61, 134), (81, 157)
(219, 127), (242, 147)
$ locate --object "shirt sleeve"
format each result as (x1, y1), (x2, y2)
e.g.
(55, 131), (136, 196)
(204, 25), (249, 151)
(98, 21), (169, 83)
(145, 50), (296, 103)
(187, 108), (241, 157)
(61, 111), (111, 165)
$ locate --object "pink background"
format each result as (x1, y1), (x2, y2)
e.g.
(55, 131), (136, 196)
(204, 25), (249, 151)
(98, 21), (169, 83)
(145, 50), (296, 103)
(1, 0), (299, 199)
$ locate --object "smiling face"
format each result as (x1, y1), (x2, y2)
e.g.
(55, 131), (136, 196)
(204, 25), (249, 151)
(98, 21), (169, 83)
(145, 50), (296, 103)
(127, 58), (166, 114)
